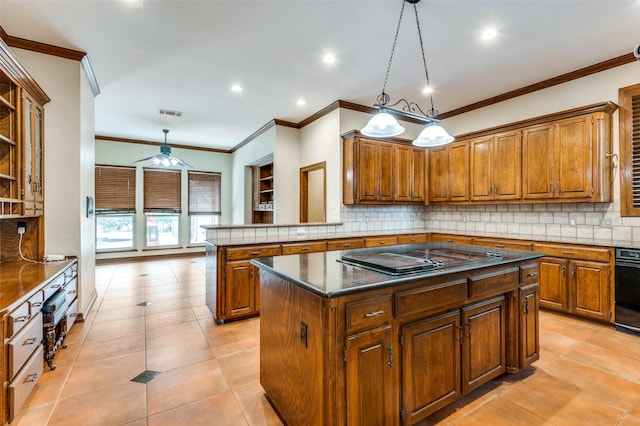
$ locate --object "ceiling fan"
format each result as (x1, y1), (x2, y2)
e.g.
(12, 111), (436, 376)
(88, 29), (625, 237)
(134, 129), (193, 168)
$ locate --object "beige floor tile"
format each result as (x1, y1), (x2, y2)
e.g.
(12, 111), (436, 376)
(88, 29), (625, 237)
(233, 381), (285, 426)
(143, 297), (191, 315)
(145, 307), (196, 329)
(148, 391), (246, 426)
(146, 359), (230, 416)
(564, 342), (640, 383)
(85, 316), (146, 341)
(48, 382), (146, 426)
(548, 391), (624, 425)
(146, 320), (206, 349)
(10, 401), (55, 426)
(453, 396), (547, 426)
(91, 304), (147, 324)
(76, 330), (146, 362)
(217, 346), (260, 387)
(146, 335), (214, 372)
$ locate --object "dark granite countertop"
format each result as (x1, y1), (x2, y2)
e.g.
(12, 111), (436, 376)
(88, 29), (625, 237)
(251, 242), (544, 298)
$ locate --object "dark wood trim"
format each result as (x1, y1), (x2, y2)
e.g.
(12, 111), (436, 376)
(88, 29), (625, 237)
(340, 129), (415, 146)
(81, 55), (101, 96)
(0, 37), (51, 105)
(2, 33), (86, 61)
(273, 118), (298, 128)
(298, 101), (341, 128)
(439, 53), (635, 120)
(95, 134), (231, 154)
(451, 101), (618, 142)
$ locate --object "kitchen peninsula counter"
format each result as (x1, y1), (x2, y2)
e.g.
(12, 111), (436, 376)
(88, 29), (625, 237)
(253, 243), (543, 425)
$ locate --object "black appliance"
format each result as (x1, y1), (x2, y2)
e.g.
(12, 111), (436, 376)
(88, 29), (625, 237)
(615, 247), (640, 335)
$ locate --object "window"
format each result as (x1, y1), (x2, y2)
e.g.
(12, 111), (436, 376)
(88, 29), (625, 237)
(95, 165), (136, 251)
(144, 168), (181, 247)
(188, 171), (221, 244)
(619, 83), (640, 217)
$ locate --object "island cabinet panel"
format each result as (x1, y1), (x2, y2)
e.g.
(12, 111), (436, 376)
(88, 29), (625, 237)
(520, 283), (540, 368)
(345, 325), (397, 426)
(461, 297), (506, 394)
(224, 261), (257, 319)
(401, 310), (461, 425)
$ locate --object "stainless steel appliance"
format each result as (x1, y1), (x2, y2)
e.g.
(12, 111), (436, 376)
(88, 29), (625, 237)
(615, 247), (640, 335)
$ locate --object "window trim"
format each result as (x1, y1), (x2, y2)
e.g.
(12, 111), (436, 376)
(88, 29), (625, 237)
(619, 83), (640, 217)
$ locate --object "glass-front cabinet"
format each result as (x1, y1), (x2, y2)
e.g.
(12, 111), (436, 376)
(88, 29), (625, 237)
(22, 92), (44, 215)
(0, 71), (20, 216)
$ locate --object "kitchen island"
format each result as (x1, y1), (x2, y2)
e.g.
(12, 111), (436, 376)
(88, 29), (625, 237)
(252, 242), (544, 426)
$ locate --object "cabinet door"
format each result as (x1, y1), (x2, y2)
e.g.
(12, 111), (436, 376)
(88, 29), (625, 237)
(378, 143), (395, 201)
(428, 146), (449, 202)
(554, 115), (593, 199)
(224, 261), (257, 318)
(538, 257), (569, 312)
(448, 142), (469, 202)
(410, 147), (426, 202)
(519, 284), (540, 368)
(493, 131), (521, 200)
(461, 297), (506, 394)
(571, 260), (610, 321)
(23, 94), (34, 202)
(522, 124), (554, 199)
(356, 140), (379, 201)
(393, 145), (411, 202)
(470, 136), (492, 201)
(401, 310), (461, 425)
(345, 324), (397, 426)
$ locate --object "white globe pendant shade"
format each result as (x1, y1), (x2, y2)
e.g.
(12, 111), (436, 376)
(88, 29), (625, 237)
(361, 111), (405, 138)
(412, 122), (455, 147)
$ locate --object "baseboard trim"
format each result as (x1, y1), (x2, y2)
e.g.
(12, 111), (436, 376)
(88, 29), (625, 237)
(77, 287), (98, 323)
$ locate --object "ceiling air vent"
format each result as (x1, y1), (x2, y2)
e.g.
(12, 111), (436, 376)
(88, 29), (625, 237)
(159, 109), (183, 117)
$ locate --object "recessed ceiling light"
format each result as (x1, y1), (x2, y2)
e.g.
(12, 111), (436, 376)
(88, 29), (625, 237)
(481, 28), (498, 41)
(231, 84), (243, 93)
(323, 53), (336, 64)
(297, 99), (306, 106)
(422, 85), (433, 95)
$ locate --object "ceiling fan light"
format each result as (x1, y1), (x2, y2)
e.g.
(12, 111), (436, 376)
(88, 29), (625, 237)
(170, 158), (178, 166)
(152, 157), (161, 165)
(161, 158), (171, 167)
(361, 111), (405, 137)
(413, 122), (455, 147)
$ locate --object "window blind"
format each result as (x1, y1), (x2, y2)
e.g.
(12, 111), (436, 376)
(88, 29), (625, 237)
(143, 168), (181, 213)
(188, 171), (221, 215)
(95, 165), (136, 213)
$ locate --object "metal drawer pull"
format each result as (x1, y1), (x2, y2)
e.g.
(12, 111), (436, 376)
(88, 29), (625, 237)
(527, 272), (539, 277)
(301, 247), (310, 251)
(31, 302), (43, 307)
(23, 337), (38, 345)
(51, 284), (61, 289)
(561, 251), (574, 255)
(15, 315), (31, 323)
(379, 241), (386, 244)
(364, 310), (384, 317)
(68, 290), (77, 295)
(25, 372), (39, 383)
(343, 244), (351, 247)
(249, 251), (260, 255)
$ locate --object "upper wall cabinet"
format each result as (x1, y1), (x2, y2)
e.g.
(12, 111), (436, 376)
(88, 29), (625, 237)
(428, 141), (469, 203)
(0, 38), (49, 218)
(342, 131), (426, 205)
(429, 102), (617, 205)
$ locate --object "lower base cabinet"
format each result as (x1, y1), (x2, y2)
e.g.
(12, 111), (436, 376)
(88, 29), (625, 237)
(520, 283), (540, 367)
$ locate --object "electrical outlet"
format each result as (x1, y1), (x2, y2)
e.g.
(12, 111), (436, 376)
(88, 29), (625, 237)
(300, 321), (308, 348)
(17, 222), (26, 235)
(364, 216), (369, 223)
(569, 218), (576, 227)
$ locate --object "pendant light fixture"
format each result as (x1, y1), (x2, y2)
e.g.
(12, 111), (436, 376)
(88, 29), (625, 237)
(361, 0), (454, 147)
(134, 129), (193, 168)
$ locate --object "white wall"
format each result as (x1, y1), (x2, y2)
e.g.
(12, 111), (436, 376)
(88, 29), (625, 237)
(230, 127), (276, 224)
(274, 125), (300, 223)
(11, 48), (97, 315)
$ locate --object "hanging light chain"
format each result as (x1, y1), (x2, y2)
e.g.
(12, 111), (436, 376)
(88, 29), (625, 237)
(412, 1), (437, 118)
(378, 0), (408, 106)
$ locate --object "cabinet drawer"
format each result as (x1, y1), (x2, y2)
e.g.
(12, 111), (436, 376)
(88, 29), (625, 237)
(346, 295), (393, 333)
(44, 273), (66, 300)
(468, 267), (519, 299)
(396, 280), (467, 319)
(281, 241), (326, 255)
(326, 238), (365, 251)
(8, 346), (44, 423)
(520, 263), (540, 285)
(398, 234), (428, 245)
(65, 263), (78, 280)
(29, 290), (45, 315)
(7, 302), (31, 338)
(473, 238), (532, 251)
(8, 312), (43, 380)
(431, 234), (473, 244)
(365, 237), (399, 247)
(65, 277), (78, 305)
(225, 245), (282, 261)
(67, 299), (79, 330)
(533, 243), (610, 262)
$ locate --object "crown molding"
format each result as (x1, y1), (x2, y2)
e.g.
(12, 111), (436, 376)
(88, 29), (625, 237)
(0, 36), (50, 105)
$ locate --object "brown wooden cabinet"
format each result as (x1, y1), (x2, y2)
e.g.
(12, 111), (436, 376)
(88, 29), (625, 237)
(522, 108), (614, 203)
(345, 324), (397, 426)
(252, 162), (274, 224)
(224, 261), (258, 319)
(534, 243), (612, 322)
(430, 233), (473, 245)
(428, 141), (469, 203)
(0, 73), (20, 217)
(470, 131), (521, 201)
(342, 131), (426, 205)
(22, 92), (44, 216)
(519, 283), (540, 368)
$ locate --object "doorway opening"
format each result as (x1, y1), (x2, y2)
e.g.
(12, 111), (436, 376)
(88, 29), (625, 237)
(300, 162), (326, 223)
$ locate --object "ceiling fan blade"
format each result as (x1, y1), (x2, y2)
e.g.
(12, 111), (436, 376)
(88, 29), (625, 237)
(134, 155), (159, 163)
